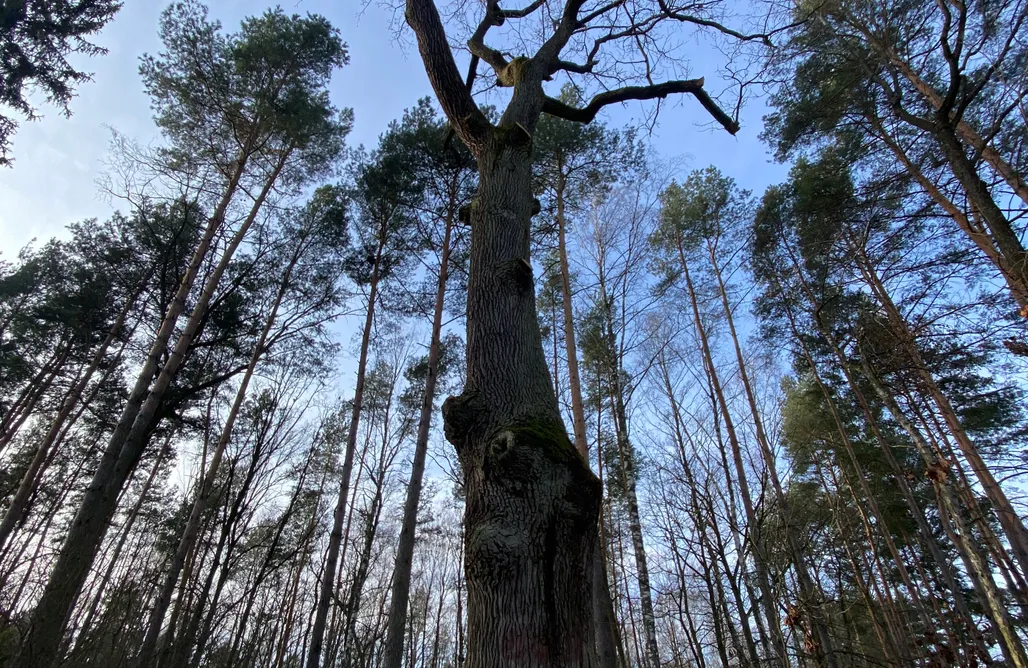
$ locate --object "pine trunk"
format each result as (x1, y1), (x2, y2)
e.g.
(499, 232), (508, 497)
(137, 239), (299, 666)
(382, 205), (454, 668)
(307, 226), (385, 668)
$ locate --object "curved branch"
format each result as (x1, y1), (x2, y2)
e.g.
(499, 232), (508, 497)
(550, 58), (596, 75)
(502, 0), (547, 19)
(468, 0), (509, 73)
(657, 0), (821, 47)
(542, 78), (740, 134)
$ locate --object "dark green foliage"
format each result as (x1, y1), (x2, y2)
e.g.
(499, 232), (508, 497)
(0, 0), (122, 165)
(140, 0), (352, 188)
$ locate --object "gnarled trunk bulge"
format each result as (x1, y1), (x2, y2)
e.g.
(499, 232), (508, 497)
(441, 132), (602, 668)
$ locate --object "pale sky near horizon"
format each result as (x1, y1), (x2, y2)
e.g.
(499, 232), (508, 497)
(0, 0), (789, 259)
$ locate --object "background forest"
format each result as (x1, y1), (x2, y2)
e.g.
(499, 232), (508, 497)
(1, 0), (1027, 667)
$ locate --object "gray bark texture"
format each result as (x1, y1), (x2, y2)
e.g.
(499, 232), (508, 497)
(400, 0), (738, 663)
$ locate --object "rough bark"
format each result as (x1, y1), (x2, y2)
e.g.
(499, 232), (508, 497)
(440, 127), (601, 668)
(400, 0), (737, 662)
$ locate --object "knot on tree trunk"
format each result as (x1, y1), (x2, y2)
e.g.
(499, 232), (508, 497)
(442, 390), (486, 449)
(460, 417), (602, 666)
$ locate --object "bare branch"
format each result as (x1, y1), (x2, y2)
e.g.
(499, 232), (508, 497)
(657, 0), (817, 47)
(542, 78), (740, 134)
(551, 58), (597, 75)
(405, 0), (492, 152)
(468, 0), (509, 73)
(576, 0), (626, 28)
(501, 0), (547, 19)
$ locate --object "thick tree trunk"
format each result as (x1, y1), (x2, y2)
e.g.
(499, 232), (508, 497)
(382, 209), (454, 668)
(934, 128), (1028, 298)
(440, 128), (601, 668)
(869, 115), (1028, 308)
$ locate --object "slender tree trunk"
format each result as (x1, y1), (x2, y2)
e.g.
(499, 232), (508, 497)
(555, 177), (624, 668)
(863, 363), (1016, 665)
(18, 147), (273, 668)
(383, 206), (454, 668)
(307, 227), (386, 668)
(183, 438), (268, 668)
(75, 436), (170, 642)
(813, 459), (900, 664)
(843, 227), (1028, 580)
(0, 283), (141, 554)
(137, 222), (303, 667)
(782, 286), (932, 652)
(707, 247), (838, 668)
(677, 239), (789, 667)
(0, 343), (73, 453)
(593, 253), (659, 668)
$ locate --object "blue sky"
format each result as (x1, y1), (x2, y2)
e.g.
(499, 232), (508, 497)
(0, 0), (789, 258)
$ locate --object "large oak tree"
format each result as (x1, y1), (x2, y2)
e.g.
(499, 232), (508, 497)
(400, 0), (754, 664)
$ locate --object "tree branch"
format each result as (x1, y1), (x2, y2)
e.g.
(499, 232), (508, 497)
(542, 78), (740, 134)
(550, 58), (597, 75)
(405, 0), (491, 152)
(657, 0), (821, 47)
(502, 0), (547, 19)
(576, 0), (625, 28)
(468, 0), (508, 73)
